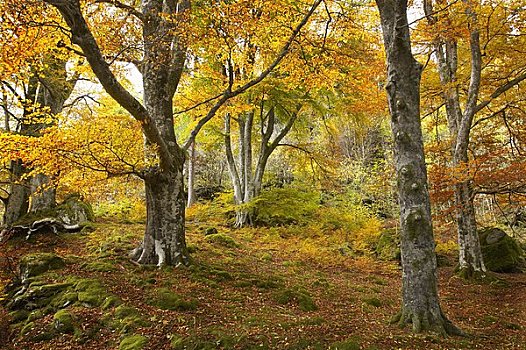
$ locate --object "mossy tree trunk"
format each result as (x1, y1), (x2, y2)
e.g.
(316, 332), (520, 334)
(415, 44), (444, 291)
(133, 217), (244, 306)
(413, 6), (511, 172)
(376, 0), (462, 335)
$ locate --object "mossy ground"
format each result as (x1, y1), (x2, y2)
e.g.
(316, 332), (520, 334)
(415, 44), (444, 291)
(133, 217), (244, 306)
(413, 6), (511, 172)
(1, 221), (526, 349)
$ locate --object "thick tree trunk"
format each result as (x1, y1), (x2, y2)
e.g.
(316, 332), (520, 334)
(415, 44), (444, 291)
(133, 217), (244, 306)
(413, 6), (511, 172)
(3, 161), (30, 226)
(29, 174), (56, 213)
(376, 0), (461, 335)
(132, 168), (189, 266)
(186, 141), (197, 208)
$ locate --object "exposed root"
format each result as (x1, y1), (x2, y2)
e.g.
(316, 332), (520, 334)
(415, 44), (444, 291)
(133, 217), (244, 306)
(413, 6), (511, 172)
(391, 308), (465, 337)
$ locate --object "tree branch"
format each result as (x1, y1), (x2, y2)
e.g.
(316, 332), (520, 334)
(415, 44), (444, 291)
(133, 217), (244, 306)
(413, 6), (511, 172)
(182, 0), (322, 150)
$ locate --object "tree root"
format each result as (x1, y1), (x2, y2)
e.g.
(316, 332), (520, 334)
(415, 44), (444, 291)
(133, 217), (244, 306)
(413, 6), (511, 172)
(391, 307), (465, 337)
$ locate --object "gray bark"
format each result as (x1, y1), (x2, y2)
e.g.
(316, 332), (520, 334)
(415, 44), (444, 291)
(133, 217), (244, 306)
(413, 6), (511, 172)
(424, 0), (487, 278)
(44, 0), (321, 264)
(186, 140), (197, 208)
(3, 161), (30, 226)
(224, 103), (299, 227)
(376, 0), (461, 335)
(28, 57), (75, 213)
(45, 0), (190, 266)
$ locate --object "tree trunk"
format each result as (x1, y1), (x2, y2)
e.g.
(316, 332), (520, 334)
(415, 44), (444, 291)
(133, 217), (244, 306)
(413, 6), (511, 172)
(3, 161), (30, 226)
(132, 167), (189, 266)
(424, 1), (487, 279)
(29, 174), (56, 213)
(376, 0), (461, 335)
(186, 140), (197, 208)
(455, 181), (486, 277)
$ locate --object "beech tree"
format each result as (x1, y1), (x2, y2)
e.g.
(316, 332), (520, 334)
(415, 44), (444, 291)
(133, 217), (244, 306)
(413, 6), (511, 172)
(375, 0), (461, 334)
(422, 0), (526, 278)
(42, 0), (322, 266)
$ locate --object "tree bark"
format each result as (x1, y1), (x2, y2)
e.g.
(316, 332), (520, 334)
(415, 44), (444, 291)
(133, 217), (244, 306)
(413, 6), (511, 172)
(376, 0), (461, 335)
(29, 174), (56, 213)
(131, 168), (188, 266)
(186, 140), (197, 208)
(424, 0), (486, 278)
(3, 161), (30, 226)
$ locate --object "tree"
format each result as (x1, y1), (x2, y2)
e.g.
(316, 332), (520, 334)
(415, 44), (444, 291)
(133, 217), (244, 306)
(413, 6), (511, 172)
(422, 0), (526, 278)
(43, 0), (322, 266)
(375, 0), (461, 334)
(0, 1), (76, 225)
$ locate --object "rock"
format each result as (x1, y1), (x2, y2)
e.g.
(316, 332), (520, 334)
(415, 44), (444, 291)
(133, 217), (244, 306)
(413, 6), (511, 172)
(0, 195), (94, 242)
(204, 227), (218, 236)
(53, 309), (75, 334)
(56, 195), (94, 226)
(479, 227), (525, 272)
(19, 253), (65, 280)
(147, 288), (198, 311)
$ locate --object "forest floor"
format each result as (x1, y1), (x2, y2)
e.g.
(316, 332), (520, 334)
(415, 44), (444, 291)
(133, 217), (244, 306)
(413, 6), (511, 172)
(0, 219), (525, 350)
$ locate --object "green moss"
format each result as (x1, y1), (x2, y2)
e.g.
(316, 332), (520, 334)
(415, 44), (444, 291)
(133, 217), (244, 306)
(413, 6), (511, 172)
(148, 288), (198, 311)
(329, 337), (361, 350)
(204, 233), (240, 248)
(51, 291), (78, 309)
(119, 334), (148, 350)
(72, 278), (109, 307)
(479, 228), (525, 272)
(84, 260), (117, 272)
(20, 321), (35, 336)
(101, 296), (122, 310)
(19, 253), (65, 278)
(362, 297), (382, 308)
(114, 305), (140, 319)
(274, 286), (318, 311)
(375, 229), (400, 261)
(53, 309), (75, 334)
(27, 310), (45, 322)
(170, 335), (184, 349)
(9, 310), (29, 323)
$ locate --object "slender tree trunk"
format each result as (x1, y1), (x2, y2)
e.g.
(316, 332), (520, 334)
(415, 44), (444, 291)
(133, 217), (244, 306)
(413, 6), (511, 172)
(186, 140), (197, 208)
(424, 0), (486, 278)
(376, 0), (462, 335)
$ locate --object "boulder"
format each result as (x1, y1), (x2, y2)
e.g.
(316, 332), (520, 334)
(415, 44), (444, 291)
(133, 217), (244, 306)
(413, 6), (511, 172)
(19, 253), (65, 280)
(479, 227), (525, 272)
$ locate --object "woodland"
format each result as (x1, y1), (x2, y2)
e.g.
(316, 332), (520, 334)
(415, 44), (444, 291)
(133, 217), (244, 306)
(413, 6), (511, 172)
(0, 0), (526, 349)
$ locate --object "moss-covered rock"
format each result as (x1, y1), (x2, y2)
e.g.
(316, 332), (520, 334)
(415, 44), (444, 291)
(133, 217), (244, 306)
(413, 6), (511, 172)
(479, 228), (525, 272)
(51, 291), (78, 309)
(73, 278), (108, 307)
(9, 310), (29, 323)
(19, 253), (65, 279)
(7, 281), (73, 311)
(119, 334), (148, 350)
(101, 296), (122, 310)
(147, 288), (198, 311)
(274, 286), (318, 311)
(56, 195), (95, 225)
(204, 233), (239, 248)
(83, 260), (117, 272)
(53, 309), (75, 334)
